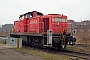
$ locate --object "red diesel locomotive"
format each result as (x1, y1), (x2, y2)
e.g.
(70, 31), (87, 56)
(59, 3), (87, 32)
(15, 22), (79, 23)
(10, 11), (76, 49)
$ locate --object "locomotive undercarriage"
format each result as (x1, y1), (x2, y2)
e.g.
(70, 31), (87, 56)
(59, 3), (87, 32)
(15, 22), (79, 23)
(10, 32), (76, 49)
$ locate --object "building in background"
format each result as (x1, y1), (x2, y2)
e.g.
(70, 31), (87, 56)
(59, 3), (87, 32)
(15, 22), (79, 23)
(74, 20), (90, 32)
(0, 24), (2, 32)
(67, 20), (75, 33)
(2, 24), (13, 32)
(0, 28), (3, 32)
(0, 24), (2, 28)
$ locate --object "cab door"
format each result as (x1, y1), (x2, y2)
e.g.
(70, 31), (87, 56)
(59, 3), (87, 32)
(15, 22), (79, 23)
(43, 18), (49, 33)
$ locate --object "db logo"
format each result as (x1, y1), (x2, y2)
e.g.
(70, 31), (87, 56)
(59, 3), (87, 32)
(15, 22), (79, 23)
(30, 20), (38, 24)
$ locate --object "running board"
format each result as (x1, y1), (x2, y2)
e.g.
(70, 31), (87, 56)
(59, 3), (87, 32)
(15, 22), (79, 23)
(43, 45), (52, 47)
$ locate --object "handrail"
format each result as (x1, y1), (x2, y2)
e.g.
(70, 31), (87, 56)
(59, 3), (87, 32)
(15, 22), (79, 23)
(14, 22), (44, 33)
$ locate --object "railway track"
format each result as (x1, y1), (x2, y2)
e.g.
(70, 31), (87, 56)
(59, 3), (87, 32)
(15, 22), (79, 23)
(75, 43), (90, 47)
(23, 42), (90, 60)
(60, 50), (90, 60)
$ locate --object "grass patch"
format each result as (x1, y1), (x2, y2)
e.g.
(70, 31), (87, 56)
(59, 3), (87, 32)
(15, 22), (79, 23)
(14, 47), (71, 60)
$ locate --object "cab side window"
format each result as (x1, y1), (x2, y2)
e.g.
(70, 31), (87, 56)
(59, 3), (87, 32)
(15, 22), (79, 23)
(19, 16), (24, 20)
(26, 14), (30, 18)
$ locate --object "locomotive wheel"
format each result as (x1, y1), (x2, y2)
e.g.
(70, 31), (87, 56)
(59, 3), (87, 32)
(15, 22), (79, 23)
(39, 39), (43, 48)
(57, 43), (62, 50)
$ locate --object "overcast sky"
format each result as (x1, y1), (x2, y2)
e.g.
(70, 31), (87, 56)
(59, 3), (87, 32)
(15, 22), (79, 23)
(0, 0), (90, 24)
